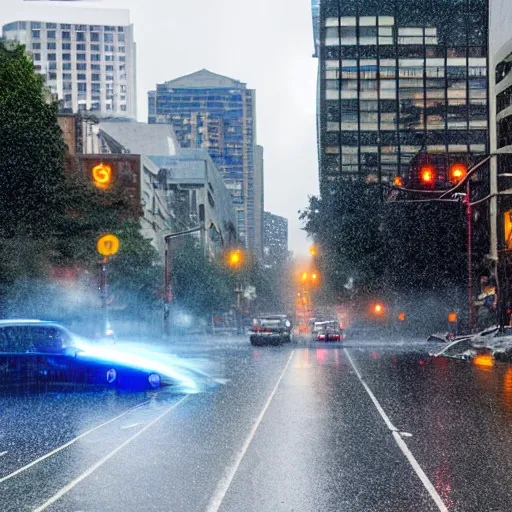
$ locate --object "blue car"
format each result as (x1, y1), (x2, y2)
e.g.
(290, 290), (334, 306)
(0, 320), (163, 391)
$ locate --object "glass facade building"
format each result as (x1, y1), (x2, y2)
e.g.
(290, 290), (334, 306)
(148, 70), (259, 251)
(263, 212), (289, 269)
(317, 0), (489, 189)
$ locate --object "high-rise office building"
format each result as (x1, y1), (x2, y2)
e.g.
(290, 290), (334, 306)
(2, 8), (136, 118)
(148, 69), (261, 252)
(315, 0), (488, 191)
(263, 212), (289, 269)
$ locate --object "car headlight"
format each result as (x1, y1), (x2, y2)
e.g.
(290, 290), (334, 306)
(148, 373), (161, 389)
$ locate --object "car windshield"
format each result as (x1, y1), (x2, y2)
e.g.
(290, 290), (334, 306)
(2, 0), (512, 511)
(0, 326), (66, 352)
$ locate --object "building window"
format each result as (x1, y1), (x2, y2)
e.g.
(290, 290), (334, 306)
(90, 26), (101, 31)
(63, 73), (71, 80)
(118, 33), (125, 42)
(76, 63), (87, 70)
(62, 43), (71, 50)
(77, 83), (87, 92)
(118, 26), (124, 32)
(31, 30), (40, 39)
(47, 53), (56, 61)
(63, 82), (72, 91)
(119, 56), (125, 62)
(62, 53), (71, 61)
(77, 73), (86, 81)
(47, 30), (56, 39)
(62, 31), (71, 40)
(48, 72), (57, 80)
(91, 64), (101, 70)
(91, 32), (100, 42)
(104, 33), (114, 42)
(31, 22), (41, 29)
(91, 54), (101, 62)
(63, 63), (71, 70)
(49, 62), (57, 70)
(91, 73), (101, 81)
(76, 32), (86, 41)
(77, 43), (86, 51)
(91, 83), (101, 92)
(33, 53), (41, 62)
(106, 65), (114, 71)
(47, 42), (56, 50)
(105, 26), (115, 32)
(105, 55), (114, 62)
(32, 43), (41, 50)
(91, 44), (100, 52)
(104, 44), (114, 52)
(121, 105), (127, 112)
(77, 54), (87, 61)
(75, 25), (87, 31)
(60, 24), (71, 30)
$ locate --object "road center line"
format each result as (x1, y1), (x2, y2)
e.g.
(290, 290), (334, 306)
(206, 350), (295, 512)
(32, 395), (190, 512)
(0, 399), (152, 484)
(343, 348), (448, 512)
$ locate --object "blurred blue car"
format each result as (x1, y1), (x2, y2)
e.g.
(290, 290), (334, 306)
(0, 320), (163, 391)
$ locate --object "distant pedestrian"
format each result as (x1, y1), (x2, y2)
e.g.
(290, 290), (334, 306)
(475, 275), (497, 331)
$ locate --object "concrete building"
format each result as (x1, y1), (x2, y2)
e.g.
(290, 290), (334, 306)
(2, 7), (136, 118)
(97, 122), (237, 259)
(148, 69), (261, 255)
(489, 0), (512, 317)
(263, 212), (289, 269)
(253, 145), (265, 259)
(315, 0), (488, 191)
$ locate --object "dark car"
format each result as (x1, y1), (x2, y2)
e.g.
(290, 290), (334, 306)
(313, 321), (344, 342)
(250, 315), (292, 346)
(0, 320), (164, 391)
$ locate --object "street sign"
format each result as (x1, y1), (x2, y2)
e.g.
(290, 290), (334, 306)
(244, 285), (257, 300)
(97, 234), (120, 256)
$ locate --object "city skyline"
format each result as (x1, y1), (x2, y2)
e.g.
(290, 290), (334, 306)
(0, 0), (317, 255)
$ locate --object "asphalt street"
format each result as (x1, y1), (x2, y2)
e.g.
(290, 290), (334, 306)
(1, 336), (512, 511)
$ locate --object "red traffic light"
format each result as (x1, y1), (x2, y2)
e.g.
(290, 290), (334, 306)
(449, 162), (467, 183)
(420, 165), (436, 185)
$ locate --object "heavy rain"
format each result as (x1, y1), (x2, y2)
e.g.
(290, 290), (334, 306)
(1, 0), (512, 511)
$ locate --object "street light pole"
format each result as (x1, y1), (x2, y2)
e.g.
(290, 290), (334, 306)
(163, 223), (204, 337)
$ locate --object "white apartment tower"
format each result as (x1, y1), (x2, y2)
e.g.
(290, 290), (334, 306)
(2, 7), (136, 119)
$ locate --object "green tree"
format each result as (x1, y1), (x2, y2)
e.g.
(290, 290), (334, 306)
(171, 238), (232, 318)
(0, 41), (66, 239)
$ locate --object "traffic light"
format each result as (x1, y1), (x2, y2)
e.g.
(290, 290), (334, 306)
(420, 164), (436, 186)
(374, 303), (383, 314)
(92, 162), (113, 190)
(393, 176), (403, 187)
(449, 163), (467, 183)
(229, 250), (242, 266)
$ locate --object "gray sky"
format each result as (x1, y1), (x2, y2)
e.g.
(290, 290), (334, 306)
(2, 0), (319, 255)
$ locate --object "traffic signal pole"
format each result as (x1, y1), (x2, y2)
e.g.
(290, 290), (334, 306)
(466, 181), (474, 331)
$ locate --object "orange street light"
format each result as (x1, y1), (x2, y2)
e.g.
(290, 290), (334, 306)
(229, 250), (243, 267)
(393, 176), (403, 187)
(374, 304), (383, 314)
(310, 246), (317, 257)
(398, 312), (406, 321)
(301, 272), (308, 282)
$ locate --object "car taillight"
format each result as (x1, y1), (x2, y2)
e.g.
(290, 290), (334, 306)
(264, 328), (272, 333)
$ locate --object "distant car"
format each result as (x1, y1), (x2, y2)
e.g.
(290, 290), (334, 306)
(313, 321), (344, 342)
(250, 315), (292, 346)
(0, 320), (164, 391)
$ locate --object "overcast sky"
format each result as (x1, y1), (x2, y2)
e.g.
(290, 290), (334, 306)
(2, 0), (319, 255)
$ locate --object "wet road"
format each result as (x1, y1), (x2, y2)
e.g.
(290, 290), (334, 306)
(1, 337), (512, 511)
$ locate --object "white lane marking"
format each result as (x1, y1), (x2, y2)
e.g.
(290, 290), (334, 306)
(393, 432), (448, 512)
(0, 452), (7, 457)
(343, 348), (448, 512)
(400, 432), (413, 437)
(343, 348), (398, 431)
(32, 395), (190, 512)
(120, 423), (140, 430)
(206, 351), (295, 512)
(0, 399), (151, 484)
